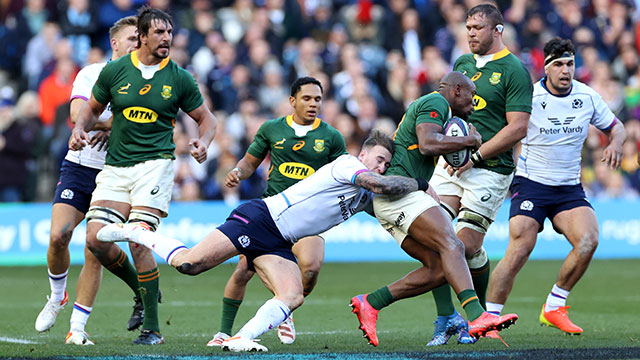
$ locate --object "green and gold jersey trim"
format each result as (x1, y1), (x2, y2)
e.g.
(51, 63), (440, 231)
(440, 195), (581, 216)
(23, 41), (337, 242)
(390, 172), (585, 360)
(130, 50), (170, 71)
(473, 46), (511, 62)
(285, 114), (322, 130)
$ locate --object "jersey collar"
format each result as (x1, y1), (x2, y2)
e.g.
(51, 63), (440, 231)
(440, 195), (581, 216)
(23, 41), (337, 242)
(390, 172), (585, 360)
(473, 46), (511, 62)
(540, 77), (573, 98)
(286, 114), (321, 130)
(130, 50), (170, 71)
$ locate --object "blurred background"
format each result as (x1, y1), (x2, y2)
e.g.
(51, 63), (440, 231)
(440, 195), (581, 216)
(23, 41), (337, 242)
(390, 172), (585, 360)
(1, 0), (640, 205)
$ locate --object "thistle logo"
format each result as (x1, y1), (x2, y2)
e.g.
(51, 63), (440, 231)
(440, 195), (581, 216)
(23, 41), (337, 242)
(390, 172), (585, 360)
(61, 189), (74, 200)
(238, 235), (250, 248)
(572, 98), (583, 109)
(520, 200), (534, 211)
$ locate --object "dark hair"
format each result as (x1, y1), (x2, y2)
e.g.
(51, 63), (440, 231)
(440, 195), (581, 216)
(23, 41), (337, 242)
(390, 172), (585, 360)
(467, 3), (504, 28)
(290, 77), (323, 97)
(109, 16), (137, 40)
(362, 129), (395, 155)
(544, 37), (575, 60)
(137, 5), (173, 44)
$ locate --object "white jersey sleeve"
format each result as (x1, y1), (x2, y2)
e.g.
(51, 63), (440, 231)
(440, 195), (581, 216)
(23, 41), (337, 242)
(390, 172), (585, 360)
(516, 80), (616, 186)
(263, 155), (373, 243)
(64, 62), (112, 170)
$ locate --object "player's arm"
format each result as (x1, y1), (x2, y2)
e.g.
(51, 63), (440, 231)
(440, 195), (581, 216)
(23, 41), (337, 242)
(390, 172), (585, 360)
(600, 120), (625, 169)
(225, 152), (264, 188)
(186, 103), (218, 164)
(354, 172), (428, 196)
(69, 95), (107, 151)
(417, 122), (482, 156)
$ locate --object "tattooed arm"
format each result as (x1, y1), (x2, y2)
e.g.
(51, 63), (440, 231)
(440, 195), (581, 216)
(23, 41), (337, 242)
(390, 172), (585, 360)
(354, 171), (422, 195)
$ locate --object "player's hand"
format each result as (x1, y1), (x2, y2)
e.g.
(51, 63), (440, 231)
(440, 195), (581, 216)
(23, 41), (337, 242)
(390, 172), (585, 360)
(468, 124), (482, 149)
(453, 160), (474, 176)
(90, 131), (109, 151)
(601, 143), (622, 169)
(189, 139), (207, 163)
(225, 168), (241, 188)
(426, 183), (440, 204)
(69, 127), (90, 151)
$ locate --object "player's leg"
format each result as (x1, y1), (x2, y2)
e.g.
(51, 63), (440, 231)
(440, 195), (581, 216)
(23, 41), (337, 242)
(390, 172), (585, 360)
(35, 203), (84, 332)
(210, 256), (254, 346)
(66, 245), (102, 345)
(540, 206), (598, 334)
(485, 215), (539, 314)
(223, 254), (303, 352)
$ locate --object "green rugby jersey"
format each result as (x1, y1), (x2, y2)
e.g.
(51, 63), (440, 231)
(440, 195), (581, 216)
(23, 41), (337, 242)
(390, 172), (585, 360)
(93, 51), (204, 167)
(454, 47), (532, 174)
(247, 115), (346, 197)
(387, 92), (451, 180)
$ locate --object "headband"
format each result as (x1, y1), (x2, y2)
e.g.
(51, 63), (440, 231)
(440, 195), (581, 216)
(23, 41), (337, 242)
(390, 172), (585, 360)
(544, 51), (575, 69)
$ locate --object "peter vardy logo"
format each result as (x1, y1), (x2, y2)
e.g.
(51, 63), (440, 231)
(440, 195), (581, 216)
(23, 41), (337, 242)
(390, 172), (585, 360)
(150, 186), (160, 195)
(61, 189), (74, 200)
(540, 116), (581, 135)
(238, 235), (250, 248)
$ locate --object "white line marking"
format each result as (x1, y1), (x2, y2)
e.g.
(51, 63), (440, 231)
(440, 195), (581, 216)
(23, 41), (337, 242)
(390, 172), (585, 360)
(0, 336), (39, 344)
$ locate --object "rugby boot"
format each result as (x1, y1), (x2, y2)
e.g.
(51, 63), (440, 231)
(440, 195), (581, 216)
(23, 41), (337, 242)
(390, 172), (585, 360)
(539, 305), (583, 335)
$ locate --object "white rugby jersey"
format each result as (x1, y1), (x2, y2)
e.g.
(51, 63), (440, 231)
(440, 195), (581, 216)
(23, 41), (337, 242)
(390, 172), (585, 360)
(263, 154), (373, 243)
(64, 62), (112, 170)
(516, 79), (616, 186)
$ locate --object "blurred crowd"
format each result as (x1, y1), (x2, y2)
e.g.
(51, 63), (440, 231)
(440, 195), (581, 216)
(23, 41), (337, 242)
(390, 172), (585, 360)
(1, 0), (640, 204)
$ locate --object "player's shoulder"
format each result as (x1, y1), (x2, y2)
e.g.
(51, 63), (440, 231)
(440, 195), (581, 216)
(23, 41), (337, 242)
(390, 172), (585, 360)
(414, 91), (449, 110)
(454, 53), (474, 66)
(570, 80), (596, 95)
(79, 62), (108, 77)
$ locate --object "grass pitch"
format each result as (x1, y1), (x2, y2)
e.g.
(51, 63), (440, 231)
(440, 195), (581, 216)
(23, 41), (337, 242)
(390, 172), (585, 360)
(1, 260), (639, 359)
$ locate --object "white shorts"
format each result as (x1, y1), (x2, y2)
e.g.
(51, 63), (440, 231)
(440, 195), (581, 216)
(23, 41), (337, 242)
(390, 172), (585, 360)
(91, 159), (174, 216)
(373, 190), (440, 245)
(430, 158), (513, 221)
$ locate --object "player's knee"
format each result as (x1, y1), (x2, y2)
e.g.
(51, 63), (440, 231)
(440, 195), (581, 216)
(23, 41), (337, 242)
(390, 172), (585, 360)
(128, 209), (161, 232)
(441, 235), (465, 256)
(50, 228), (73, 250)
(576, 230), (598, 257)
(176, 262), (202, 276)
(232, 266), (255, 284)
(283, 293), (304, 311)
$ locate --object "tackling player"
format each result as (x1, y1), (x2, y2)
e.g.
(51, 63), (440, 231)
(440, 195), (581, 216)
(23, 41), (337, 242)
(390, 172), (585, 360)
(69, 6), (217, 344)
(208, 77), (346, 346)
(485, 37), (625, 335)
(96, 130), (430, 352)
(35, 16), (145, 345)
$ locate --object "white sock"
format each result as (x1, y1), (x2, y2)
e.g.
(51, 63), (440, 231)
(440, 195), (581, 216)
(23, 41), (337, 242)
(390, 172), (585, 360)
(69, 303), (92, 332)
(485, 302), (504, 315)
(134, 230), (188, 264)
(48, 268), (68, 302)
(235, 299), (291, 340)
(545, 284), (569, 311)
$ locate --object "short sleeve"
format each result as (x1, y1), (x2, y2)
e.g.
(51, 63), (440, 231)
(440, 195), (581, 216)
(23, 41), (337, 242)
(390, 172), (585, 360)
(71, 65), (98, 101)
(178, 68), (204, 113)
(328, 129), (347, 161)
(589, 90), (616, 130)
(92, 63), (112, 106)
(505, 65), (533, 114)
(330, 155), (369, 184)
(246, 123), (270, 159)
(415, 95), (449, 127)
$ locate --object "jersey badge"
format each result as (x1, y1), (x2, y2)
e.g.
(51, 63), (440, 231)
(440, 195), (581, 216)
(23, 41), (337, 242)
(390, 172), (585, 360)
(293, 140), (305, 151)
(489, 72), (502, 85)
(471, 72), (482, 81)
(161, 85), (172, 100)
(541, 101), (547, 109)
(274, 138), (286, 149)
(313, 139), (325, 152)
(139, 84), (152, 95)
(572, 98), (583, 109)
(118, 82), (131, 94)
(430, 111), (438, 118)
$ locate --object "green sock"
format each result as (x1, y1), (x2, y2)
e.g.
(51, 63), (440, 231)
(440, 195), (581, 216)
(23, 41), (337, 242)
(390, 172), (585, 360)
(220, 297), (242, 335)
(470, 260), (490, 309)
(432, 283), (455, 317)
(366, 286), (394, 310)
(138, 267), (160, 332)
(457, 288), (484, 321)
(105, 249), (141, 297)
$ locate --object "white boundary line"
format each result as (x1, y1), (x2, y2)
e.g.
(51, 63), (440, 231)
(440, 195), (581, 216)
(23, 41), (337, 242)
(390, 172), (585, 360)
(0, 336), (39, 344)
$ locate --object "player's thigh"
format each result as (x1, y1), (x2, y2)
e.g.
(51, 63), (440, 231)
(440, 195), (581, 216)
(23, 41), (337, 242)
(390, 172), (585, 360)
(50, 203), (86, 245)
(291, 235), (325, 270)
(430, 158), (465, 200)
(407, 205), (460, 252)
(458, 167), (513, 223)
(400, 235), (443, 270)
(129, 159), (174, 217)
(254, 254), (303, 308)
(551, 206), (599, 249)
(507, 215), (540, 255)
(180, 229), (240, 269)
(373, 190), (440, 247)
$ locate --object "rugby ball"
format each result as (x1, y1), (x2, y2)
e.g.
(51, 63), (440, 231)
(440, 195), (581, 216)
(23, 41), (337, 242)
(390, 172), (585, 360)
(442, 117), (471, 167)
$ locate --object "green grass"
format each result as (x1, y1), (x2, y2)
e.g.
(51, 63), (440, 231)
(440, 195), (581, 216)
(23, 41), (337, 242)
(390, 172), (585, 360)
(1, 260), (640, 359)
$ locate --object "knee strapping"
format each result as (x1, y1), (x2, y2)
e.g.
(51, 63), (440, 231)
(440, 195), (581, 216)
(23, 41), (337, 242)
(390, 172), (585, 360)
(128, 210), (161, 231)
(467, 246), (488, 269)
(440, 202), (458, 221)
(455, 208), (492, 234)
(86, 206), (126, 225)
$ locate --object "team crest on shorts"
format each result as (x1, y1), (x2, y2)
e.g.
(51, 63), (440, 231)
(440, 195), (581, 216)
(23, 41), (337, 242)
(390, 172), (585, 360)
(238, 235), (250, 248)
(61, 189), (74, 200)
(161, 85), (172, 100)
(313, 139), (325, 152)
(520, 200), (534, 211)
(489, 72), (502, 85)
